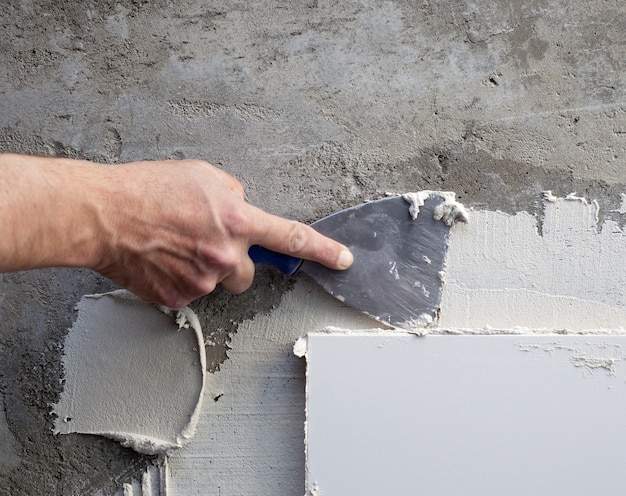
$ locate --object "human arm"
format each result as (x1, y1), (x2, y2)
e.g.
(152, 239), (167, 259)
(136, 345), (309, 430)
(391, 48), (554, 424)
(0, 153), (353, 307)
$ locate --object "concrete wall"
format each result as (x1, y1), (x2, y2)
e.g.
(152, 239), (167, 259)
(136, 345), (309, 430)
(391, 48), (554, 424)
(0, 0), (624, 494)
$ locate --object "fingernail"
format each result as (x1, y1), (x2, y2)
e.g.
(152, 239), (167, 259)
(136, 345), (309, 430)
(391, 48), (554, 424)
(338, 249), (354, 269)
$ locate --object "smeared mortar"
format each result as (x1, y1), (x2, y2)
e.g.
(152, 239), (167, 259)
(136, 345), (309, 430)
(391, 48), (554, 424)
(301, 192), (468, 332)
(515, 339), (624, 377)
(438, 192), (626, 331)
(395, 191), (468, 333)
(53, 290), (206, 455)
(402, 191), (469, 226)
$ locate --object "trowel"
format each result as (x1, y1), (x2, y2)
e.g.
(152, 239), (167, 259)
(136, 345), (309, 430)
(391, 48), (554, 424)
(249, 194), (460, 330)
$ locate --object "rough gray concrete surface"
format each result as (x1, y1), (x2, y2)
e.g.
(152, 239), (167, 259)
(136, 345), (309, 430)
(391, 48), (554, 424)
(0, 0), (624, 494)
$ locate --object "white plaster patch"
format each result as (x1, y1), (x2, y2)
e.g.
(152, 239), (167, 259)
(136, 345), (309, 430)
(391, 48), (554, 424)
(439, 194), (626, 331)
(115, 460), (168, 496)
(515, 339), (625, 377)
(619, 193), (626, 214)
(53, 290), (206, 455)
(402, 190), (469, 225)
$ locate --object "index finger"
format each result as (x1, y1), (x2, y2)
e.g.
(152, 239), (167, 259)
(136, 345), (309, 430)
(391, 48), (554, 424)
(247, 206), (354, 270)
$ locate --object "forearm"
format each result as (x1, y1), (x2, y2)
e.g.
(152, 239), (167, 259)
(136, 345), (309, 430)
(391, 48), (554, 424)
(0, 153), (105, 271)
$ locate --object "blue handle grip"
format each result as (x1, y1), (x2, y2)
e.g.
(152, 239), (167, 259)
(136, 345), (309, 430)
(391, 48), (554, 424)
(248, 245), (303, 276)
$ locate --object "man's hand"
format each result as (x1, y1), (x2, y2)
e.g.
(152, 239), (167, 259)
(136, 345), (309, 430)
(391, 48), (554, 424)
(0, 154), (353, 307)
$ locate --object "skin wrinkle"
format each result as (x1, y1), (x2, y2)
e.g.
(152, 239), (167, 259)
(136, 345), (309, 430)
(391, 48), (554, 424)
(286, 221), (309, 255)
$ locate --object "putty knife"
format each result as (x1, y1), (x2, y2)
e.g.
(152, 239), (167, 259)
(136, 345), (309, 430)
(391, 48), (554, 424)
(249, 195), (452, 329)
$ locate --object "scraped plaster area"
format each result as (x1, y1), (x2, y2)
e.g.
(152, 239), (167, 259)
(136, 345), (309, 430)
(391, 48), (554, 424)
(53, 290), (206, 455)
(439, 194), (626, 331)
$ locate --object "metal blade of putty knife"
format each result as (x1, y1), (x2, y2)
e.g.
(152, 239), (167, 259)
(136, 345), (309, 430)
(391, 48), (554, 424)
(249, 193), (460, 330)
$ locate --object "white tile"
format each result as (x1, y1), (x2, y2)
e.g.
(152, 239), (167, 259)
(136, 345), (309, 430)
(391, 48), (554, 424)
(304, 332), (626, 495)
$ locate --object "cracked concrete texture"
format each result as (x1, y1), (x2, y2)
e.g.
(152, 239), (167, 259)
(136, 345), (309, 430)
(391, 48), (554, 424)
(0, 0), (624, 494)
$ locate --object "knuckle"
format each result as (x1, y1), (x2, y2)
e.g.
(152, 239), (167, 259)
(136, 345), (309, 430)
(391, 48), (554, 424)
(198, 160), (245, 198)
(196, 246), (242, 283)
(196, 276), (218, 295)
(228, 279), (251, 295)
(230, 177), (245, 199)
(160, 291), (187, 309)
(212, 246), (241, 271)
(170, 278), (218, 307)
(224, 208), (253, 239)
(286, 222), (308, 254)
(222, 270), (254, 295)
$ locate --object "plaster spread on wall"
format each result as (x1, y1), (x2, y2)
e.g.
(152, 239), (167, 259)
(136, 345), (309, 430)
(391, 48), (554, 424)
(53, 290), (205, 455)
(294, 328), (404, 358)
(115, 461), (168, 496)
(402, 313), (434, 334)
(402, 191), (469, 225)
(515, 340), (624, 377)
(166, 280), (380, 496)
(618, 193), (626, 214)
(439, 194), (626, 331)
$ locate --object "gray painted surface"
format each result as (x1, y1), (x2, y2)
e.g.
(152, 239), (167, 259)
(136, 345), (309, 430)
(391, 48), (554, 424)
(305, 333), (626, 495)
(0, 0), (624, 494)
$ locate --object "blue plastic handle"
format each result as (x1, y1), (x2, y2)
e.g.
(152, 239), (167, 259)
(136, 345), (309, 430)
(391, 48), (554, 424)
(248, 245), (303, 276)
